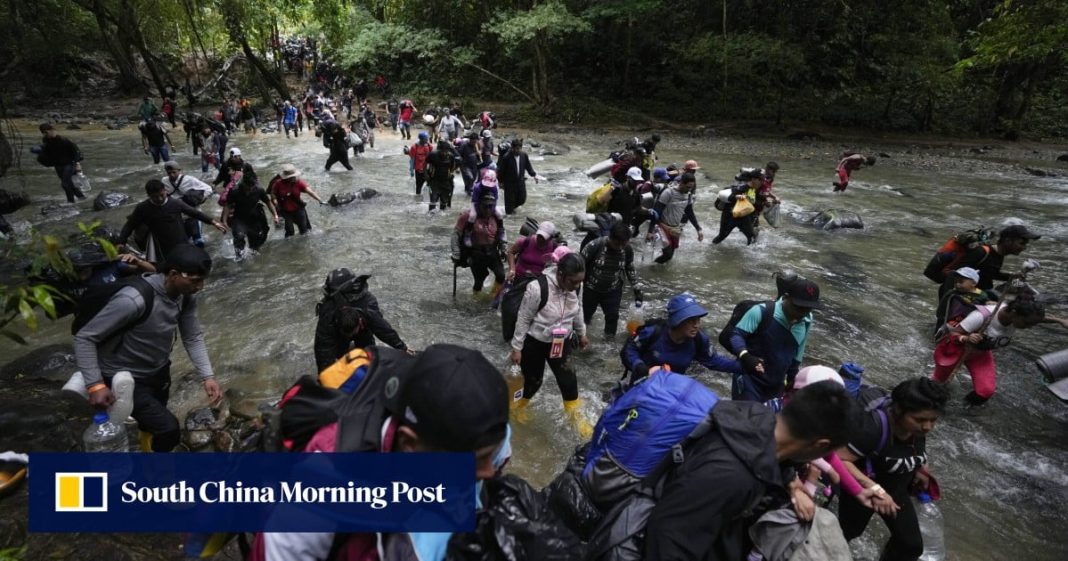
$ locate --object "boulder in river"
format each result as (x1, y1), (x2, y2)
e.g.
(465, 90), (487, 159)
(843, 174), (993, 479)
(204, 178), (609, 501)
(1057, 154), (1068, 162)
(0, 189), (30, 215)
(1024, 167), (1057, 177)
(809, 209), (864, 230)
(93, 191), (130, 210)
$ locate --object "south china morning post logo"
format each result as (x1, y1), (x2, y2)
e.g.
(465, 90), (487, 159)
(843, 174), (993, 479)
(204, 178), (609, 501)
(54, 472), (108, 512)
(30, 452), (476, 533)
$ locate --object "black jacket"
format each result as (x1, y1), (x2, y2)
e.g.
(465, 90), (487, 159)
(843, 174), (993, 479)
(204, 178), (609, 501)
(313, 286), (407, 372)
(119, 197), (214, 257)
(213, 161), (256, 188)
(496, 151), (536, 188)
(644, 401), (791, 561)
(37, 136), (82, 167)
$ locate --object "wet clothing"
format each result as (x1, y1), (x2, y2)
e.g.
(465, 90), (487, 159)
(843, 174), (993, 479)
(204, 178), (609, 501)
(409, 142), (431, 194)
(712, 183), (758, 245)
(313, 286), (408, 372)
(512, 235), (556, 278)
(325, 128), (352, 170)
(212, 161), (256, 190)
(644, 401), (792, 561)
(163, 173), (214, 246)
(932, 303), (1013, 401)
(606, 181), (643, 226)
(37, 135), (85, 202)
(497, 151), (536, 214)
(512, 269), (585, 401)
(270, 176), (313, 237)
(73, 273), (215, 453)
(727, 300), (811, 402)
(226, 186), (271, 252)
(841, 406), (928, 561)
(581, 237), (639, 335)
(427, 148), (458, 210)
(622, 322), (741, 379)
(935, 287), (991, 329)
(649, 186), (701, 262)
(453, 209), (506, 291)
(137, 100), (158, 122)
(118, 197), (215, 258)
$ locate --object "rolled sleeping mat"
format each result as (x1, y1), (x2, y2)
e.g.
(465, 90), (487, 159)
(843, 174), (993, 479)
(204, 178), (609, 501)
(641, 192), (655, 209)
(1036, 348), (1068, 383)
(585, 158), (615, 179)
(573, 213), (599, 233)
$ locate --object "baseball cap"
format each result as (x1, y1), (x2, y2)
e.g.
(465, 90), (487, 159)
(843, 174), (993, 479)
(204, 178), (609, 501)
(652, 167), (670, 182)
(39, 122), (54, 132)
(162, 245), (212, 276)
(418, 131), (429, 140)
(536, 221), (556, 240)
(163, 161), (181, 171)
(229, 147), (242, 158)
(324, 267), (371, 294)
(953, 267), (980, 283)
(784, 279), (822, 309)
(999, 224), (1041, 241)
(386, 344), (508, 451)
(684, 159), (701, 171)
(793, 366), (844, 391)
(626, 167), (643, 181)
(666, 293), (708, 328)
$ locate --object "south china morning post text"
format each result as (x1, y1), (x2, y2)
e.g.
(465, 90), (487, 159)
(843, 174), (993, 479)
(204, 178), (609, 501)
(29, 452), (477, 533)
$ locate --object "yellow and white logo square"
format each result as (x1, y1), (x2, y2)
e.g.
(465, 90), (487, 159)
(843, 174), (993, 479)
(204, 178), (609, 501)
(55, 472), (108, 512)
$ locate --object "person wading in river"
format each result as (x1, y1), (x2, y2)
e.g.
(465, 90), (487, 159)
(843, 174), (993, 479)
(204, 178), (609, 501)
(496, 138), (538, 215)
(35, 123), (87, 203)
(118, 179), (227, 260)
(269, 164), (325, 237)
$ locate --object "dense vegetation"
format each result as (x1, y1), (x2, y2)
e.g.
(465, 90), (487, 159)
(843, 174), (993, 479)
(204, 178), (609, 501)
(0, 0), (1065, 136)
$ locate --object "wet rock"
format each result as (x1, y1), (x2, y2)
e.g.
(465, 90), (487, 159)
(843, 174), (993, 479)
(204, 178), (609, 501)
(66, 123), (81, 130)
(0, 189), (30, 215)
(878, 152), (891, 158)
(328, 188), (379, 206)
(1057, 154), (1068, 162)
(0, 343), (75, 383)
(212, 430), (235, 452)
(93, 191), (130, 211)
(1024, 167), (1056, 177)
(185, 403), (229, 432)
(809, 209), (864, 230)
(183, 429), (212, 450)
(970, 147), (986, 154)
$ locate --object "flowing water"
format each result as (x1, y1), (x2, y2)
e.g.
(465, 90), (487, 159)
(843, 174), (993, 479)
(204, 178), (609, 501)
(3, 121), (1067, 560)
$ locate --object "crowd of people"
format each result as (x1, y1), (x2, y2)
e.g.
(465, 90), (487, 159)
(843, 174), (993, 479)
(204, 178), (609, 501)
(17, 58), (1065, 561)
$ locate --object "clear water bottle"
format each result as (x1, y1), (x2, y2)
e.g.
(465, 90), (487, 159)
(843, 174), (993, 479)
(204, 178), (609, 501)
(626, 301), (645, 335)
(914, 492), (945, 561)
(503, 364), (524, 406)
(83, 412), (128, 453)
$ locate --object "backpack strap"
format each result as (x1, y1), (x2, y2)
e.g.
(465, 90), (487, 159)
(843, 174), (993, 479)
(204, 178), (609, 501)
(536, 275), (550, 313)
(756, 300), (776, 335)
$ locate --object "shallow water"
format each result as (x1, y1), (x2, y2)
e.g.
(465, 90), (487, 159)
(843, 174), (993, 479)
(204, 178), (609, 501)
(3, 121), (1067, 560)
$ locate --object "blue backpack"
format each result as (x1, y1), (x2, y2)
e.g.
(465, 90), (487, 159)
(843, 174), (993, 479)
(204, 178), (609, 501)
(582, 371), (719, 509)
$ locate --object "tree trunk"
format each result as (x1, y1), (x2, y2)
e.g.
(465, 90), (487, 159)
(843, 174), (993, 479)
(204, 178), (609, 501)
(90, 0), (143, 92)
(238, 36), (290, 101)
(532, 41), (551, 107)
(181, 0), (212, 81)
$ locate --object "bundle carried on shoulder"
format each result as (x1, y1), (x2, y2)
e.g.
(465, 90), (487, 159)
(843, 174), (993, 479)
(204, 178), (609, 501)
(922, 227), (996, 283)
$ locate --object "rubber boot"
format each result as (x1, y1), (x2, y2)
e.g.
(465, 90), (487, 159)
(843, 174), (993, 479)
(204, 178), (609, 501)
(512, 398), (532, 424)
(139, 431), (154, 452)
(963, 391), (990, 407)
(563, 399), (593, 440)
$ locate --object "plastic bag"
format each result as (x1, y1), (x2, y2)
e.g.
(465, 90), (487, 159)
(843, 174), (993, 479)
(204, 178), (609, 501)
(544, 444), (603, 540)
(732, 196), (755, 218)
(762, 204), (781, 228)
(447, 474), (586, 561)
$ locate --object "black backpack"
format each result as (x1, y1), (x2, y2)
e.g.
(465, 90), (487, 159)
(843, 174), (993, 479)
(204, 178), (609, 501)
(716, 300), (776, 353)
(500, 275), (551, 342)
(70, 276), (157, 336)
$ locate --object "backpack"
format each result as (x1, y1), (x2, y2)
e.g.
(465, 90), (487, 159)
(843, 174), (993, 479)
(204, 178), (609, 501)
(922, 227), (995, 283)
(855, 385), (893, 476)
(717, 300), (777, 354)
(70, 276), (156, 336)
(586, 183), (614, 213)
(582, 372), (720, 510)
(261, 346), (413, 453)
(500, 275), (551, 342)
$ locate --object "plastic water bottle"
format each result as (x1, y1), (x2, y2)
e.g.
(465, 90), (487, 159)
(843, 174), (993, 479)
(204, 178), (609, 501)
(83, 412), (128, 453)
(914, 492), (945, 561)
(503, 365), (524, 406)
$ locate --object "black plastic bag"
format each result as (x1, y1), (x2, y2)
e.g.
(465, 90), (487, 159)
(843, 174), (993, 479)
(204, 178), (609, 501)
(543, 444), (603, 540)
(447, 475), (586, 561)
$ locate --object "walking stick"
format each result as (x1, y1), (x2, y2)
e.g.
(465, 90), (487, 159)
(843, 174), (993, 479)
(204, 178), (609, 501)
(452, 263), (458, 298)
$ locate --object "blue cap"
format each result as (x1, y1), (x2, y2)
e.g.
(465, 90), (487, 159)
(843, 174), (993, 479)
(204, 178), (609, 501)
(418, 131), (429, 140)
(666, 293), (707, 327)
(653, 167), (669, 181)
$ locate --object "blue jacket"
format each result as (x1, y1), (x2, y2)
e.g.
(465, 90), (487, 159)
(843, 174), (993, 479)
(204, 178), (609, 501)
(622, 321), (741, 376)
(727, 301), (810, 399)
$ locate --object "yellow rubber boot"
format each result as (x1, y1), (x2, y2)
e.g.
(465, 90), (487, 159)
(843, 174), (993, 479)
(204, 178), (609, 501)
(139, 430), (154, 452)
(511, 398), (532, 424)
(563, 399), (593, 440)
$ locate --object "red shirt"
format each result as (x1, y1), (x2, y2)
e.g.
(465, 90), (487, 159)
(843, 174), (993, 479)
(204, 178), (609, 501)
(409, 142), (431, 172)
(399, 102), (414, 121)
(271, 177), (309, 213)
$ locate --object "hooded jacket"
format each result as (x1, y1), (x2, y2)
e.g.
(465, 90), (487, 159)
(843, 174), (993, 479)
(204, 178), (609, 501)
(643, 401), (790, 561)
(313, 283), (408, 372)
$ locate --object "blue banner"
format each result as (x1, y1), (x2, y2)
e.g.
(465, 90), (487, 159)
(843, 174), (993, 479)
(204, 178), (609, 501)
(30, 452), (476, 533)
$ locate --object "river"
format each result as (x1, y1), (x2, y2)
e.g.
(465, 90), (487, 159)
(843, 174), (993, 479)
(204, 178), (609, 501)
(2, 119), (1067, 561)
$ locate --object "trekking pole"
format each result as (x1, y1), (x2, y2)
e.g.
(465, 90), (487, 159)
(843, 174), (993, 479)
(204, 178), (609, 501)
(452, 263), (458, 298)
(941, 260), (1039, 384)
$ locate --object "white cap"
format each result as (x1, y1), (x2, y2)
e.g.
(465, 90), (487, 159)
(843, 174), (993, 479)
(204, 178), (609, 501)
(229, 147), (242, 157)
(793, 366), (844, 391)
(626, 167), (643, 181)
(536, 221), (557, 239)
(954, 267), (980, 283)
